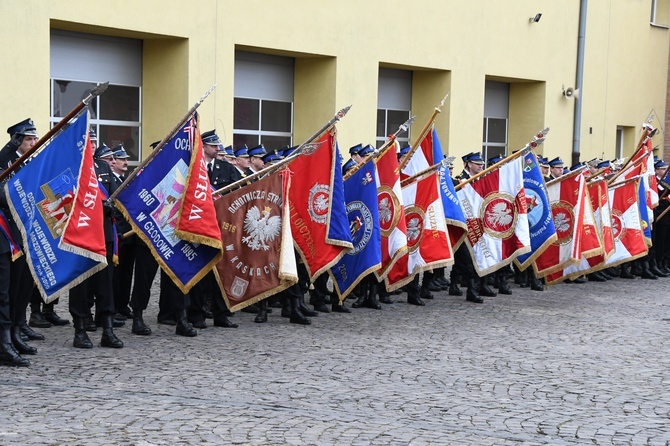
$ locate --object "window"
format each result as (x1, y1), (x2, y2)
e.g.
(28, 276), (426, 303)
(377, 68), (412, 148)
(482, 81), (509, 162)
(50, 30), (142, 163)
(233, 52), (294, 150)
(651, 0), (670, 26)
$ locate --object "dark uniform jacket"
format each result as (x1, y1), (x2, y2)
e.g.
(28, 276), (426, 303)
(209, 159), (242, 189)
(95, 160), (117, 243)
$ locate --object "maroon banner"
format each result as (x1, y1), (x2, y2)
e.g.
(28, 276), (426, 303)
(213, 171), (297, 312)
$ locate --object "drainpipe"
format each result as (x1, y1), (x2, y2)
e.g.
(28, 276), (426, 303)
(572, 0), (588, 166)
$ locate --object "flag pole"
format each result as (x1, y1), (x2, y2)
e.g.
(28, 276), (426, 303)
(213, 105), (352, 196)
(607, 126), (655, 186)
(397, 93), (449, 171)
(341, 115), (415, 181)
(108, 84), (217, 202)
(655, 204), (670, 223)
(585, 167), (609, 182)
(454, 128), (549, 191)
(0, 82), (109, 183)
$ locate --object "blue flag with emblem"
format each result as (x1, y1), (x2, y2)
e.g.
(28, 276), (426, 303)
(431, 129), (468, 249)
(515, 151), (558, 269)
(114, 114), (222, 293)
(5, 111), (107, 302)
(327, 143), (354, 247)
(329, 158), (381, 299)
(638, 177), (652, 243)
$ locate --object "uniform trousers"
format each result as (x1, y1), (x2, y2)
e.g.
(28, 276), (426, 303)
(69, 243), (115, 319)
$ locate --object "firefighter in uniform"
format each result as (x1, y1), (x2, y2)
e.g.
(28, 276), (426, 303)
(449, 152), (495, 303)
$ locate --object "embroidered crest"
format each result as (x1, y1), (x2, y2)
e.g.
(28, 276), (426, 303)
(241, 206), (281, 251)
(308, 183), (330, 224)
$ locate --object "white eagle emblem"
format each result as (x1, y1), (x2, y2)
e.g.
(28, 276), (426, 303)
(242, 206), (281, 251)
(313, 194), (328, 214)
(554, 211), (571, 233)
(407, 217), (421, 242)
(486, 202), (513, 228)
(379, 197), (392, 224)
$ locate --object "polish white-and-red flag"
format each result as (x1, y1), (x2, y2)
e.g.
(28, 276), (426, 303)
(545, 178), (612, 284)
(456, 155), (531, 276)
(533, 169), (587, 278)
(385, 169), (453, 290)
(604, 177), (648, 267)
(400, 126), (467, 250)
(373, 143), (408, 281)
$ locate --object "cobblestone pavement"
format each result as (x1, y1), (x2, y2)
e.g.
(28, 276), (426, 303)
(2, 274), (670, 445)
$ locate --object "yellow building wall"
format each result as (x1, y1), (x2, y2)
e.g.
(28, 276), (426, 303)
(0, 0), (668, 165)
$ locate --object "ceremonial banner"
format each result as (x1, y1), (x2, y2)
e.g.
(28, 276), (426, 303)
(605, 178), (648, 266)
(288, 128), (353, 280)
(214, 170), (297, 312)
(546, 180), (611, 284)
(386, 170), (454, 291)
(533, 169), (587, 277)
(515, 151), (557, 270)
(402, 127), (468, 250)
(374, 144), (408, 280)
(637, 176), (653, 244)
(175, 121), (223, 249)
(115, 114), (222, 293)
(329, 159), (382, 299)
(6, 110), (107, 302)
(457, 155), (531, 276)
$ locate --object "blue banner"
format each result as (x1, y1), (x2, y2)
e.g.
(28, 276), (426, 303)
(115, 115), (221, 292)
(638, 178), (652, 241)
(327, 143), (354, 247)
(330, 159), (381, 298)
(515, 151), (557, 268)
(432, 129), (467, 227)
(5, 111), (106, 301)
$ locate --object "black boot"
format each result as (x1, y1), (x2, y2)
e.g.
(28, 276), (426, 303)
(378, 283), (394, 304)
(73, 318), (93, 349)
(213, 316), (239, 328)
(640, 260), (658, 280)
(100, 315), (124, 348)
(0, 329), (29, 367)
(176, 310), (197, 337)
(42, 303), (70, 326)
(29, 311), (51, 328)
(351, 283), (367, 308)
(310, 290), (331, 313)
(497, 275), (513, 295)
(478, 279), (497, 297)
(254, 299), (269, 323)
(529, 272), (544, 291)
(620, 263), (635, 279)
(407, 292), (425, 306)
(289, 296), (311, 325)
(298, 295), (319, 317)
(449, 271), (463, 296)
(649, 258), (669, 277)
(331, 298), (351, 313)
(448, 281), (463, 296)
(11, 326), (36, 355)
(364, 282), (382, 309)
(84, 315), (97, 331)
(466, 279), (484, 303)
(131, 309), (152, 335)
(19, 322), (44, 341)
